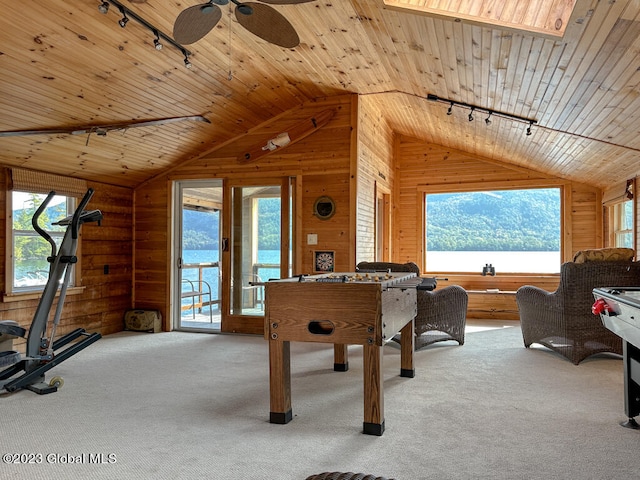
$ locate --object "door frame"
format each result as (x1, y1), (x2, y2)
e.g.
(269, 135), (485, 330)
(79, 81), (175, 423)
(221, 176), (293, 334)
(375, 182), (391, 261)
(171, 179), (223, 332)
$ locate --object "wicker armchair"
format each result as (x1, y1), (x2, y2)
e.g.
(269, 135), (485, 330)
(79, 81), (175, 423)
(516, 260), (640, 364)
(306, 473), (394, 480)
(356, 261), (467, 350)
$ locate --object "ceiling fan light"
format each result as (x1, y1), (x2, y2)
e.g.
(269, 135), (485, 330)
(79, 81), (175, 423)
(237, 4), (253, 15)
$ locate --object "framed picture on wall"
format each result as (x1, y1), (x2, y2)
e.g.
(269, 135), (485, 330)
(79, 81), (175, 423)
(314, 250), (335, 273)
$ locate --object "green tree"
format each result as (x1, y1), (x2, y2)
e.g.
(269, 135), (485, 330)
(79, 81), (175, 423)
(13, 193), (67, 263)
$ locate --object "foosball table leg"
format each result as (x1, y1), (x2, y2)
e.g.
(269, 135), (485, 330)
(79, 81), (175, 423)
(269, 339), (292, 424)
(363, 343), (384, 436)
(400, 319), (415, 378)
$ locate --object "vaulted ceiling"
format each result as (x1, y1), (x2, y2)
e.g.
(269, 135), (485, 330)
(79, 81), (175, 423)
(1, 0), (639, 189)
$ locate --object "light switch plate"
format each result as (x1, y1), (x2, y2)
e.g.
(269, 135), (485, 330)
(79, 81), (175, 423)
(307, 233), (318, 245)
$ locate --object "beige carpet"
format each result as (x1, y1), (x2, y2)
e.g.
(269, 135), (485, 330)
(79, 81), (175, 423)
(1, 324), (639, 479)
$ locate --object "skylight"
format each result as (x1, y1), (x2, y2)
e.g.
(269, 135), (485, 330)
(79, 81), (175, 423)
(383, 0), (578, 38)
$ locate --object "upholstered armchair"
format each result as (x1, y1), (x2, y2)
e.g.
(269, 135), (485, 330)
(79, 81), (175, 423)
(516, 248), (640, 364)
(356, 261), (468, 350)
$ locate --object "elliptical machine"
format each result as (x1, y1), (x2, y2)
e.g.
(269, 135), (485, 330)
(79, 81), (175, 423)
(0, 188), (103, 394)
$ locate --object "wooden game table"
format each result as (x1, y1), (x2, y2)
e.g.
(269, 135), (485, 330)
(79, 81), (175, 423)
(264, 272), (420, 435)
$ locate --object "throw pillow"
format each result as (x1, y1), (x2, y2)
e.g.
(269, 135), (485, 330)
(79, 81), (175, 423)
(572, 247), (635, 263)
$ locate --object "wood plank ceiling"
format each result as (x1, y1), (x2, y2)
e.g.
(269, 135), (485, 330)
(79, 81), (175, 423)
(0, 0), (639, 189)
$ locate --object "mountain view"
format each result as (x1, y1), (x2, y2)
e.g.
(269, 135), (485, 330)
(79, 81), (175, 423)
(183, 198), (281, 251)
(426, 189), (561, 251)
(181, 190), (561, 253)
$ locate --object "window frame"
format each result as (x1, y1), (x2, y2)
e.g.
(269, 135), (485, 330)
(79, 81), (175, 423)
(609, 199), (635, 249)
(418, 179), (569, 274)
(4, 190), (84, 301)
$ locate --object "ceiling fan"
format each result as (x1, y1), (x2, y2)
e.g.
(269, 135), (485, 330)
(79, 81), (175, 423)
(173, 0), (314, 48)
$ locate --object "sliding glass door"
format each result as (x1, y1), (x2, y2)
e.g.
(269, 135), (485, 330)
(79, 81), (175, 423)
(222, 178), (292, 334)
(174, 180), (223, 332)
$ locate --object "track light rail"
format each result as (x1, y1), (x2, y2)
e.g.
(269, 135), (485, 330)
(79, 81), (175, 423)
(427, 94), (537, 135)
(99, 0), (192, 67)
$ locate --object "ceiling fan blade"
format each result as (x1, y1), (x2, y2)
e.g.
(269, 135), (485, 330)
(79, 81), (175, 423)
(259, 0), (316, 4)
(173, 4), (222, 45)
(235, 3), (300, 48)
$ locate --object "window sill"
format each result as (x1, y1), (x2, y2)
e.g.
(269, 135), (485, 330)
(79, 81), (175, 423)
(2, 286), (86, 303)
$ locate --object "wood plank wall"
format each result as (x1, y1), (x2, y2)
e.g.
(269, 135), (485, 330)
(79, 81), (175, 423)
(0, 167), (133, 349)
(394, 135), (602, 320)
(355, 95), (396, 263)
(133, 95), (356, 330)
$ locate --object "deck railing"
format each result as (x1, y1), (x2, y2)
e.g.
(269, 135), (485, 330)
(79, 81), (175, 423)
(181, 261), (283, 315)
(182, 262), (220, 313)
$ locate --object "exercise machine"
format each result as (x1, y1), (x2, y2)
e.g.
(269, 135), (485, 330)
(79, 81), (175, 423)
(0, 188), (103, 394)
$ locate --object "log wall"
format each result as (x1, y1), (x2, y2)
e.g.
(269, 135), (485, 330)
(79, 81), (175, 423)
(355, 96), (396, 263)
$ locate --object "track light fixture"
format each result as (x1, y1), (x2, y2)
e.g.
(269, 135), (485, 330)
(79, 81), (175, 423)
(183, 50), (192, 69)
(153, 30), (163, 50)
(99, 0), (192, 68)
(118, 11), (129, 28)
(427, 94), (537, 136)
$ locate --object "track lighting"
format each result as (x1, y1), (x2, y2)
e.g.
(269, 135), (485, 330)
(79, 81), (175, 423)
(183, 51), (192, 69)
(153, 31), (163, 50)
(99, 0), (192, 69)
(427, 94), (537, 136)
(117, 6), (129, 28)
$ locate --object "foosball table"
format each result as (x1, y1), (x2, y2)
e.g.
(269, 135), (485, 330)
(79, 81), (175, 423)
(264, 271), (421, 435)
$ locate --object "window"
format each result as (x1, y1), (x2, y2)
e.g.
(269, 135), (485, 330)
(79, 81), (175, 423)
(383, 1), (577, 39)
(11, 192), (75, 292)
(612, 200), (633, 248)
(425, 187), (561, 274)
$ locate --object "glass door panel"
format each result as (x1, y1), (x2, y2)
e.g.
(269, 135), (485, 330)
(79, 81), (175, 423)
(174, 180), (223, 332)
(230, 185), (282, 316)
